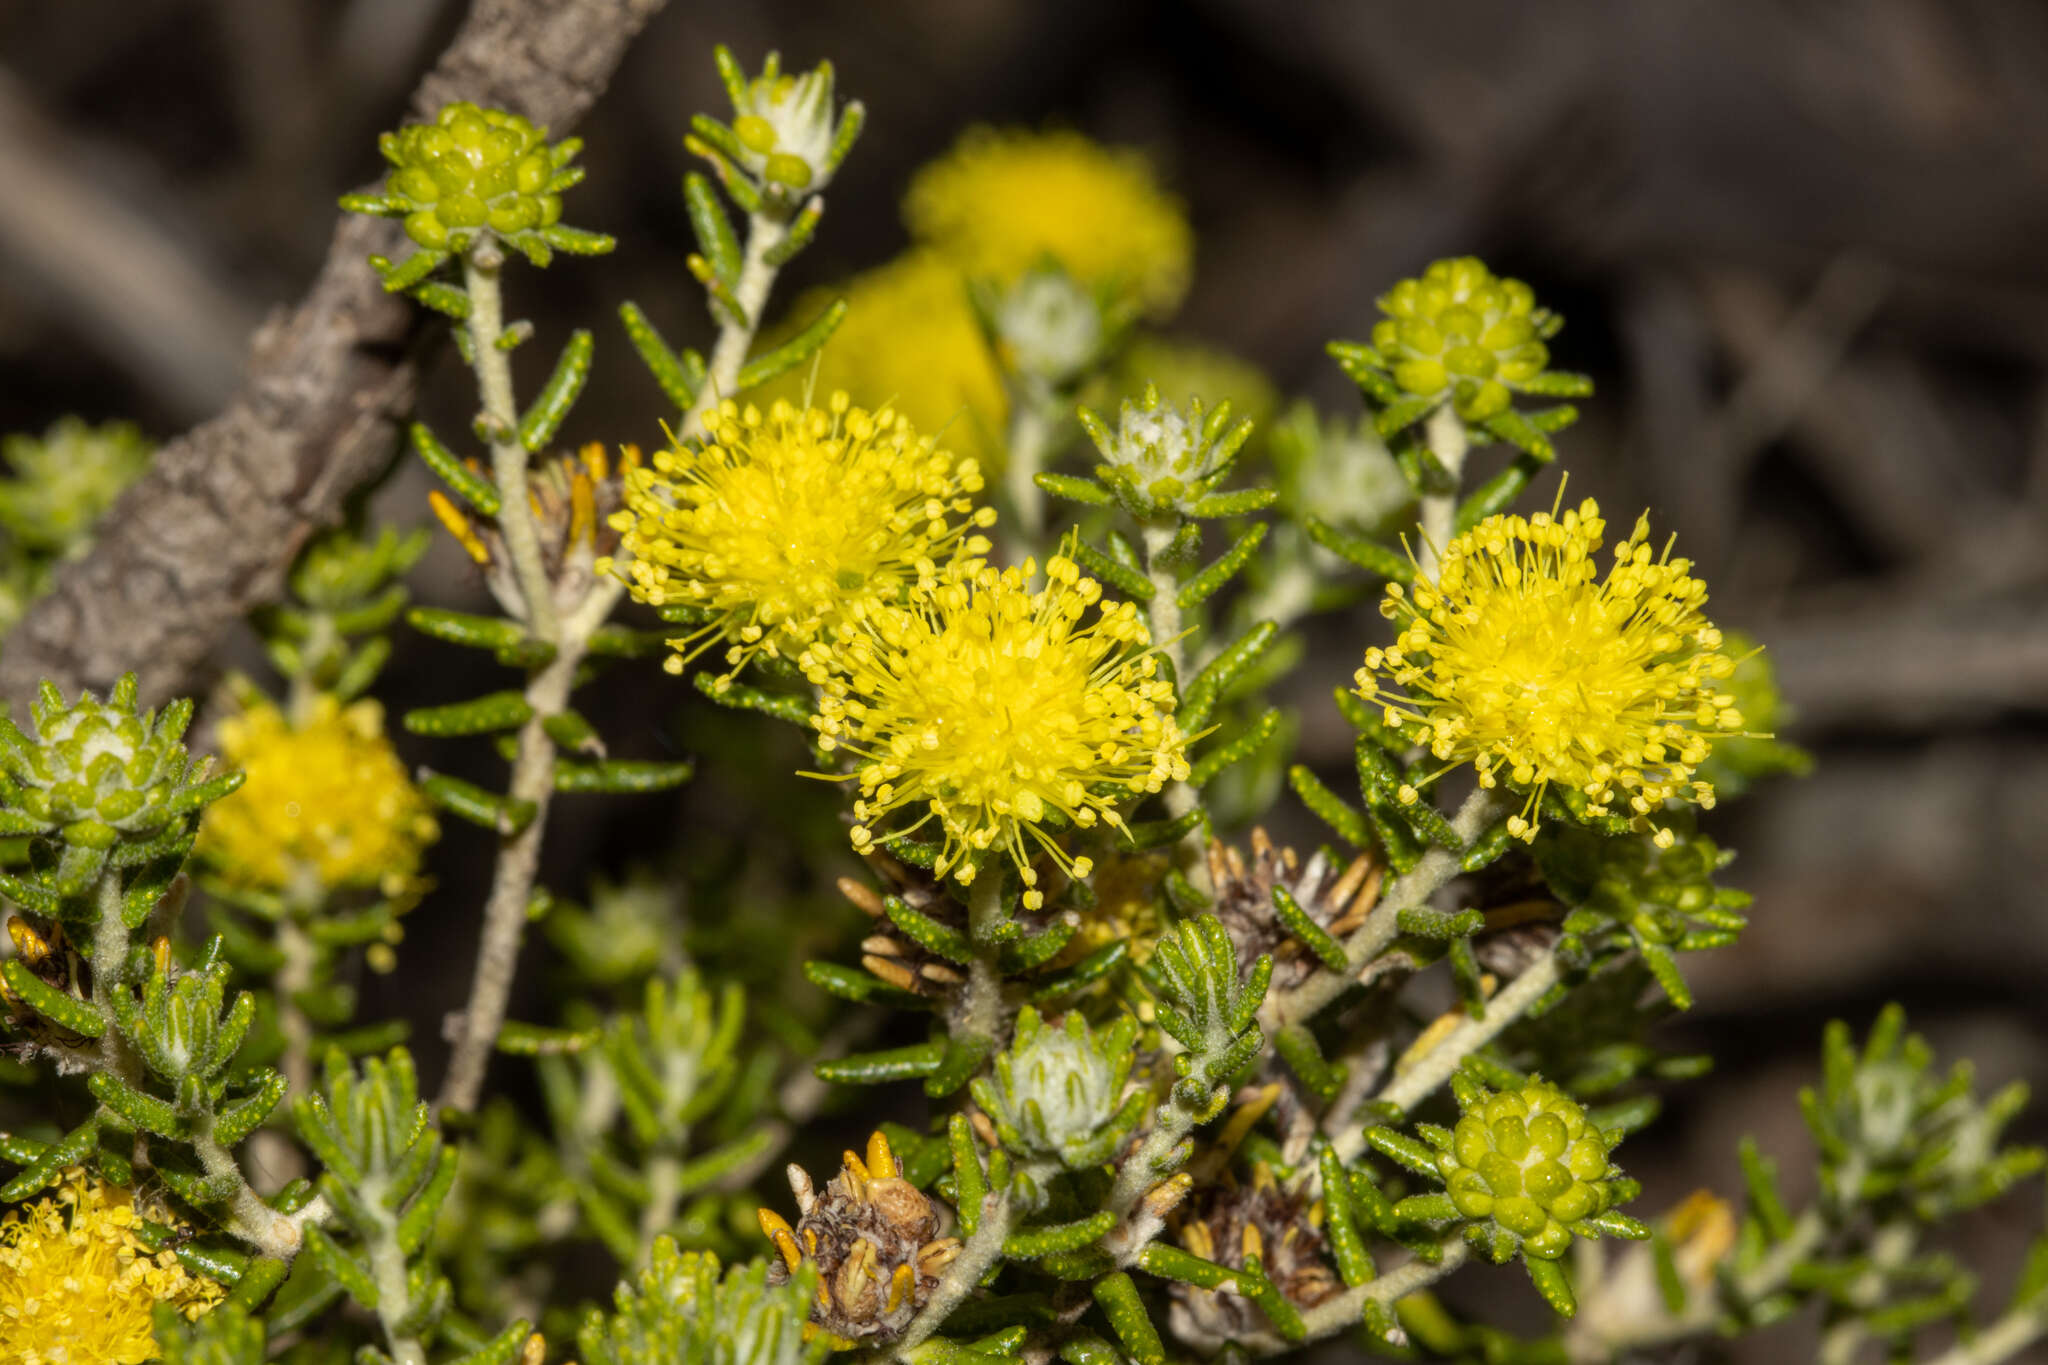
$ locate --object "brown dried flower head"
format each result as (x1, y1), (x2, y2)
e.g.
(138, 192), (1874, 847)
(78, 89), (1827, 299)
(758, 1130), (962, 1342)
(1207, 829), (1381, 990)
(1172, 1163), (1341, 1340)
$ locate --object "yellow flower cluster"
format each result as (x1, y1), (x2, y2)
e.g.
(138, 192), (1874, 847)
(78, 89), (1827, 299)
(810, 549), (1189, 909)
(904, 127), (1193, 316)
(1357, 498), (1744, 846)
(752, 253), (1008, 470)
(606, 394), (997, 682)
(199, 694), (438, 899)
(0, 1169), (223, 1364)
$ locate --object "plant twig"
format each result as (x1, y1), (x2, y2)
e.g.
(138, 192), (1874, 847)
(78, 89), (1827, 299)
(0, 0), (670, 706)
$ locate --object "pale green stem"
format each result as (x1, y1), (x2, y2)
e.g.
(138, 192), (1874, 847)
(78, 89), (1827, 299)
(441, 209), (789, 1114)
(1365, 948), (1562, 1121)
(958, 874), (1009, 1048)
(194, 1114), (306, 1260)
(1924, 1307), (2048, 1365)
(680, 211), (790, 442)
(361, 1170), (428, 1365)
(1287, 1237), (1471, 1351)
(1139, 517), (1209, 890)
(1267, 786), (1508, 1032)
(438, 582), (617, 1113)
(274, 896), (320, 1099)
(462, 246), (556, 639)
(891, 1188), (1021, 1359)
(1003, 383), (1060, 544)
(635, 1150), (683, 1269)
(1417, 404), (1468, 579)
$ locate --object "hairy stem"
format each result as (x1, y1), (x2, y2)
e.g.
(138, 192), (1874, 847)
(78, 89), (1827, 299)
(681, 210), (790, 442)
(1289, 1237), (1471, 1351)
(1003, 383), (1060, 543)
(1139, 517), (1209, 889)
(892, 1190), (1018, 1359)
(462, 246), (556, 639)
(438, 585), (615, 1113)
(1268, 786), (1508, 1030)
(195, 1116), (307, 1261)
(1416, 404), (1468, 579)
(1364, 948), (1561, 1121)
(1924, 1306), (2048, 1365)
(361, 1169), (427, 1365)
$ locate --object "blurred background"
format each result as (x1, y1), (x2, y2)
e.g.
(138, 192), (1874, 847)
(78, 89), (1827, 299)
(4, 0), (2047, 1356)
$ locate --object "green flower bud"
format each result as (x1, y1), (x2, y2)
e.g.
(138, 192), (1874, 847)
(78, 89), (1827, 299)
(360, 101), (587, 259)
(1356, 256), (1571, 424)
(971, 1006), (1144, 1171)
(1077, 385), (1256, 518)
(1436, 1079), (1623, 1261)
(720, 51), (861, 198)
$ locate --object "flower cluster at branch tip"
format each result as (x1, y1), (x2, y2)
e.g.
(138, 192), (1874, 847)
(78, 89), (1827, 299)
(1436, 1079), (1624, 1259)
(198, 693), (438, 900)
(373, 102), (578, 253)
(753, 253), (1008, 469)
(905, 127), (1193, 316)
(0, 1168), (223, 1365)
(809, 546), (1188, 909)
(759, 1129), (961, 1343)
(1369, 257), (1557, 422)
(728, 53), (847, 192)
(973, 1005), (1144, 1169)
(606, 394), (996, 684)
(1357, 497), (1744, 846)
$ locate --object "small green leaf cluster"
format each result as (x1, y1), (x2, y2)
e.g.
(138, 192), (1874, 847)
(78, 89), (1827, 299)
(1805, 1004), (2044, 1220)
(294, 1047), (464, 1359)
(578, 1240), (828, 1365)
(974, 1006), (1146, 1176)
(1149, 915), (1268, 1121)
(256, 526), (428, 703)
(151, 1303), (268, 1365)
(0, 674), (238, 901)
(532, 971), (779, 1265)
(1371, 1072), (1647, 1314)
(0, 417), (152, 557)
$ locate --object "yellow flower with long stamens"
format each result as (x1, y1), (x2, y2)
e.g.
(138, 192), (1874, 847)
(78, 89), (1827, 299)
(905, 127), (1192, 316)
(0, 1169), (223, 1364)
(1356, 497), (1744, 847)
(605, 394), (996, 684)
(809, 546), (1188, 909)
(199, 693), (438, 900)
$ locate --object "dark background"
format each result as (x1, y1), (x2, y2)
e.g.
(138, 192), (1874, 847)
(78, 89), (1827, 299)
(4, 1), (2048, 1358)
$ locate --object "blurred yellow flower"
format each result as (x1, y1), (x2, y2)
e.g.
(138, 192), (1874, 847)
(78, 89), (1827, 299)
(906, 127), (1193, 316)
(1357, 498), (1744, 847)
(607, 393), (996, 683)
(810, 548), (1188, 909)
(0, 1168), (222, 1365)
(752, 252), (1009, 471)
(200, 694), (438, 899)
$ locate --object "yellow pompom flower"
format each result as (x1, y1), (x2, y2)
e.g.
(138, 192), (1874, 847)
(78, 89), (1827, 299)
(1356, 498), (1744, 847)
(199, 694), (438, 899)
(606, 393), (997, 682)
(0, 1169), (223, 1364)
(752, 252), (1009, 470)
(809, 548), (1189, 909)
(905, 128), (1193, 316)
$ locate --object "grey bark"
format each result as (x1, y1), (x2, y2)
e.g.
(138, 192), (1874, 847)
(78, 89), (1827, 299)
(0, 0), (669, 707)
